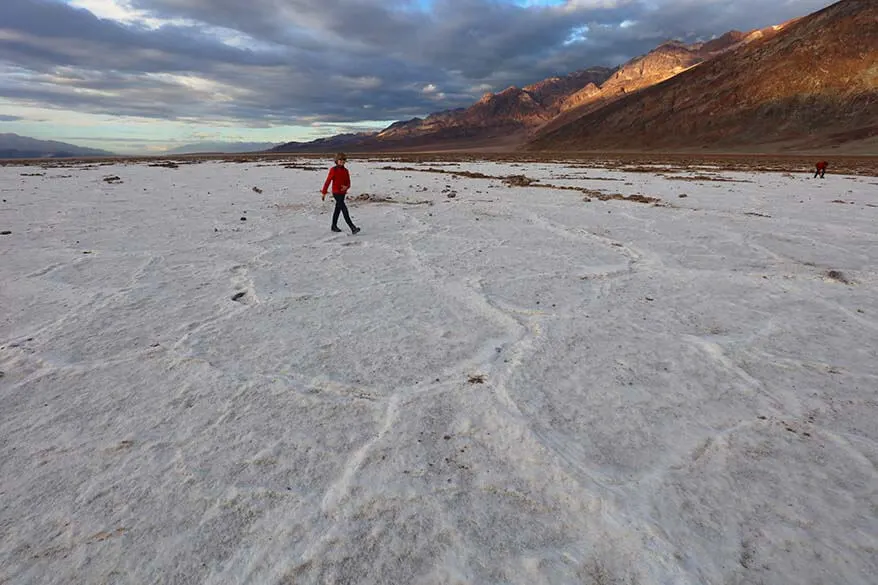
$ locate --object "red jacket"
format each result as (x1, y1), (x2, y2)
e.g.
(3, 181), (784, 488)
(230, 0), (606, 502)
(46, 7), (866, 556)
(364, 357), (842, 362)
(816, 161), (828, 170)
(322, 165), (350, 195)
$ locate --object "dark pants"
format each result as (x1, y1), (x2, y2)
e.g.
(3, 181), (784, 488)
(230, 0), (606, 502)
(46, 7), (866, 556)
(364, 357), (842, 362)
(814, 169), (825, 178)
(332, 194), (355, 229)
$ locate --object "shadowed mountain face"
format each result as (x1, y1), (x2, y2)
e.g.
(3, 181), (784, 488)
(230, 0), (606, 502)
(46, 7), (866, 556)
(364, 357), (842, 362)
(530, 0), (878, 152)
(543, 41), (714, 136)
(542, 27), (785, 135)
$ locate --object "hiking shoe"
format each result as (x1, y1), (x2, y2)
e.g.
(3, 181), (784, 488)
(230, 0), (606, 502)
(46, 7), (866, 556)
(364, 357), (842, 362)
(331, 226), (342, 232)
(352, 227), (361, 235)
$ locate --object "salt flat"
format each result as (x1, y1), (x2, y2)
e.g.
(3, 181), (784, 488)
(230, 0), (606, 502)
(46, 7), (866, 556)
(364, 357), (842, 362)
(1, 158), (876, 585)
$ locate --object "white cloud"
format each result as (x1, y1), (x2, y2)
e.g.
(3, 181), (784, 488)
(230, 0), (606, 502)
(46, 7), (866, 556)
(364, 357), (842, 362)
(331, 75), (384, 90)
(67, 0), (166, 28)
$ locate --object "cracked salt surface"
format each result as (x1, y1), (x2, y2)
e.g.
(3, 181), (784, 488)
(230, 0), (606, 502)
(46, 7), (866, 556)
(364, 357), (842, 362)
(1, 159), (877, 584)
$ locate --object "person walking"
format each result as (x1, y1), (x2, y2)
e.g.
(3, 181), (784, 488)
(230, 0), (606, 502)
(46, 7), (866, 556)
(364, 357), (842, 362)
(321, 152), (360, 234)
(814, 160), (828, 179)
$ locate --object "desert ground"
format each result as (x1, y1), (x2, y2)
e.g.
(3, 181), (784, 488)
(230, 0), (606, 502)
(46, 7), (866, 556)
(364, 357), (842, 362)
(1, 155), (877, 584)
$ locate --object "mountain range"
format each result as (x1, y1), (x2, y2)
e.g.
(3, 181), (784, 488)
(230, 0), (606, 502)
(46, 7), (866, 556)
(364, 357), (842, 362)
(0, 134), (114, 159)
(161, 142), (280, 155)
(273, 0), (877, 154)
(0, 136), (283, 159)
(531, 0), (877, 152)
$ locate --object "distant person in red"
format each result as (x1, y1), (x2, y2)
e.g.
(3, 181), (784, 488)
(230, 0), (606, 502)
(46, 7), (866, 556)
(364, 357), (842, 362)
(321, 152), (359, 234)
(814, 160), (828, 179)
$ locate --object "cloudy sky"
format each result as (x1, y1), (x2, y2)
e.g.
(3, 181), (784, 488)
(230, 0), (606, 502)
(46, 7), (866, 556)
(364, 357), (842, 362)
(1, 0), (834, 153)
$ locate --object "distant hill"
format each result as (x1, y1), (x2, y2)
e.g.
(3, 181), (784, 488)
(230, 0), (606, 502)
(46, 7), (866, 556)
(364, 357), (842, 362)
(162, 142), (280, 155)
(0, 133), (114, 159)
(371, 67), (615, 145)
(269, 133), (377, 154)
(530, 0), (877, 152)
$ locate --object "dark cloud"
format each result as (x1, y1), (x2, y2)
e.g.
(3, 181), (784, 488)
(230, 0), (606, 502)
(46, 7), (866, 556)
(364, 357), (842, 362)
(0, 114), (25, 121)
(0, 0), (835, 128)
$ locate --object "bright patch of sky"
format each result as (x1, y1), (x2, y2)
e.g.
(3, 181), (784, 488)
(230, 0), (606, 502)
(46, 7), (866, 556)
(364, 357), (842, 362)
(515, 0), (566, 7)
(0, 98), (392, 154)
(67, 0), (281, 51)
(564, 25), (590, 45)
(67, 0), (163, 27)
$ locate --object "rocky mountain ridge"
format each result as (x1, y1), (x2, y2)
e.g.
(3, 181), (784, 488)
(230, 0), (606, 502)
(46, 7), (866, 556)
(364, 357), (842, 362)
(271, 28), (762, 154)
(529, 0), (877, 152)
(272, 0), (873, 154)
